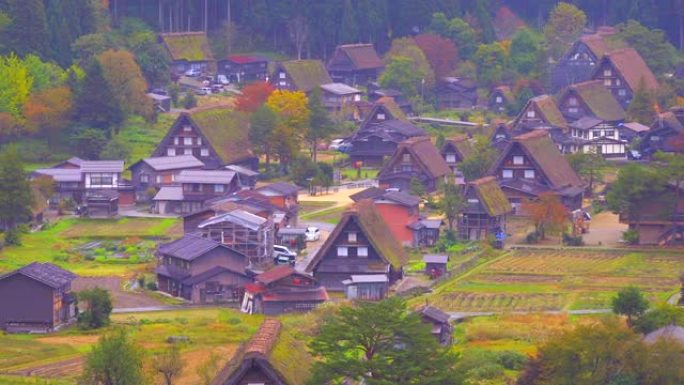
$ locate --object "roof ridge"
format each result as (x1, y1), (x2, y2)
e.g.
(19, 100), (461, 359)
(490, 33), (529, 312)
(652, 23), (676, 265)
(470, 176), (497, 185)
(245, 319), (282, 356)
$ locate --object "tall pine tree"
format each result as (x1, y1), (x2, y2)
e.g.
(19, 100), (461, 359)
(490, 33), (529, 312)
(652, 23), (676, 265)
(0, 0), (50, 58)
(0, 146), (32, 244)
(75, 59), (123, 131)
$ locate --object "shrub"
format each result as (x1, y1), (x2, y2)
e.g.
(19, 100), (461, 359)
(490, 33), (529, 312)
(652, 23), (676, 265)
(182, 93), (197, 109)
(525, 231), (540, 244)
(622, 229), (639, 245)
(145, 281), (158, 291)
(77, 287), (113, 329)
(563, 233), (584, 246)
(495, 350), (527, 370)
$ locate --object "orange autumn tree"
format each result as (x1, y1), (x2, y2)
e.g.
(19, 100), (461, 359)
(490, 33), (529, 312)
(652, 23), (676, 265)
(522, 192), (569, 240)
(265, 90), (310, 168)
(23, 86), (73, 142)
(414, 33), (458, 79)
(98, 49), (153, 121)
(235, 82), (275, 113)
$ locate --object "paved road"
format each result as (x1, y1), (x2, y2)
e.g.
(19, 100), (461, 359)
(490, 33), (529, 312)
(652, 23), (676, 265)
(448, 308), (612, 321)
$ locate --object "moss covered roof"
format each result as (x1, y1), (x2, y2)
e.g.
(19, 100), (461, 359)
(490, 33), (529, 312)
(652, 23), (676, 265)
(210, 319), (312, 385)
(160, 32), (214, 62)
(513, 131), (583, 189)
(531, 95), (567, 130)
(470, 176), (512, 216)
(444, 135), (473, 159)
(188, 106), (254, 164)
(566, 80), (626, 122)
(279, 60), (332, 92)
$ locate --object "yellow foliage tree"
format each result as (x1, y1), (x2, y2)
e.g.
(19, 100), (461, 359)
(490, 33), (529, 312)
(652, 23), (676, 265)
(266, 90), (310, 167)
(98, 49), (153, 120)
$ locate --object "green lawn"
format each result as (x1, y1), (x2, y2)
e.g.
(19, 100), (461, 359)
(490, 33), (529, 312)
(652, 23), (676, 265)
(299, 205), (347, 224)
(425, 249), (684, 312)
(298, 201), (338, 217)
(340, 168), (378, 181)
(117, 114), (177, 168)
(0, 217), (180, 276)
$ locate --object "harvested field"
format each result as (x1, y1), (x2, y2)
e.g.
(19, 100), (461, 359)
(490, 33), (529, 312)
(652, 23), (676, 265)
(73, 277), (163, 308)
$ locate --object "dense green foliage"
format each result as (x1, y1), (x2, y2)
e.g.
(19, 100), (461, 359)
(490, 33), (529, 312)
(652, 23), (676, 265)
(0, 147), (32, 244)
(77, 287), (113, 329)
(79, 329), (145, 385)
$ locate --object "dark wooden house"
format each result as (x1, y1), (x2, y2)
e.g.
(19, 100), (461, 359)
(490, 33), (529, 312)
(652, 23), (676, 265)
(129, 155), (204, 201)
(224, 164), (260, 189)
(488, 86), (514, 113)
(320, 83), (362, 114)
(377, 137), (451, 193)
(489, 130), (585, 212)
(435, 77), (478, 110)
(640, 108), (684, 157)
(241, 266), (328, 315)
(489, 123), (514, 152)
(152, 105), (257, 170)
(347, 99), (426, 167)
(618, 182), (684, 245)
(197, 209), (274, 266)
(210, 319), (311, 385)
(590, 48), (659, 109)
(159, 32), (214, 76)
(423, 254), (449, 278)
(511, 95), (576, 153)
(153, 170), (240, 215)
(306, 200), (409, 291)
(408, 218), (442, 247)
(217, 55), (268, 84)
(327, 43), (383, 85)
(460, 176), (512, 241)
(368, 85), (413, 115)
(441, 135), (473, 176)
(419, 306), (453, 346)
(156, 234), (251, 303)
(558, 80), (628, 157)
(271, 60), (332, 94)
(0, 263), (77, 333)
(342, 274), (389, 301)
(550, 33), (611, 92)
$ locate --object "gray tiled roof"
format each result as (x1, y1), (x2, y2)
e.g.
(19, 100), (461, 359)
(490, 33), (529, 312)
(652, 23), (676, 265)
(33, 168), (82, 182)
(158, 234), (224, 261)
(225, 164), (260, 177)
(380, 191), (420, 207)
(257, 182), (299, 196)
(320, 82), (361, 95)
(198, 209), (266, 231)
(420, 306), (451, 323)
(80, 160), (124, 173)
(0, 262), (77, 288)
(142, 155), (204, 171)
(153, 186), (184, 201)
(423, 254), (449, 264)
(176, 170), (236, 185)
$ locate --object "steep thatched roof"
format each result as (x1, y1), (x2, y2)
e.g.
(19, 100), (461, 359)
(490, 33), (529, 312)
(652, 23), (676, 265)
(601, 48), (658, 93)
(210, 319), (312, 385)
(379, 137), (450, 180)
(443, 135), (473, 159)
(469, 176), (512, 216)
(532, 95), (567, 130)
(564, 80), (626, 121)
(279, 60), (332, 92)
(160, 32), (214, 62)
(512, 131), (583, 189)
(187, 105), (254, 165)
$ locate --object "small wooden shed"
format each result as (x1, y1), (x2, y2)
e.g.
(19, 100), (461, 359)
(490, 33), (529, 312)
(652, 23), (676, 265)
(423, 254), (449, 278)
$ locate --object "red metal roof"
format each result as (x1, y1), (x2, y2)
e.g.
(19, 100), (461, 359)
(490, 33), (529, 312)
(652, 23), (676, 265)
(255, 265), (295, 285)
(227, 55), (265, 64)
(262, 287), (329, 302)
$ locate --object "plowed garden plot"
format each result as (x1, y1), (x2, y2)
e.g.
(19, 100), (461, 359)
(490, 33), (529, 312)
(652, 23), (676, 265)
(428, 249), (684, 311)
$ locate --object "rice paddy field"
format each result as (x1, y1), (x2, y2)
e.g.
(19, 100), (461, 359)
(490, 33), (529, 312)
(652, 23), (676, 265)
(428, 249), (684, 312)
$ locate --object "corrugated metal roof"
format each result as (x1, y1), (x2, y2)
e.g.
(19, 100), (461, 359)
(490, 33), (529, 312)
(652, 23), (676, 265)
(423, 254), (449, 264)
(257, 182), (299, 196)
(81, 160), (124, 173)
(153, 186), (184, 201)
(197, 209), (266, 231)
(142, 155), (204, 171)
(176, 170), (236, 185)
(225, 164), (260, 177)
(320, 82), (361, 95)
(33, 168), (82, 182)
(347, 274), (389, 283)
(157, 234), (223, 261)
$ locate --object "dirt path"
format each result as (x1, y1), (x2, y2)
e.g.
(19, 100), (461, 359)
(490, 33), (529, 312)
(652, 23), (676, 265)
(73, 277), (164, 308)
(581, 212), (627, 247)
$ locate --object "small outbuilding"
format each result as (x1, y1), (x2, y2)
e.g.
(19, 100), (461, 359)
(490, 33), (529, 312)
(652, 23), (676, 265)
(423, 254), (449, 278)
(419, 306), (454, 346)
(343, 274), (389, 301)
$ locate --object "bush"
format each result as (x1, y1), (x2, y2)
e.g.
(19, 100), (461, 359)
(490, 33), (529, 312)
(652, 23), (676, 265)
(525, 231), (540, 244)
(496, 350), (527, 370)
(3, 227), (21, 246)
(622, 229), (639, 245)
(182, 93), (197, 109)
(563, 233), (584, 246)
(146, 281), (158, 291)
(434, 229), (458, 252)
(77, 287), (113, 329)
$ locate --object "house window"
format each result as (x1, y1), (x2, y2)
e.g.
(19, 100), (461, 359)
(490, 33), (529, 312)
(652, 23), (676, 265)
(184, 137), (193, 146)
(348, 232), (357, 243)
(616, 79), (621, 86)
(197, 137), (202, 145)
(513, 156), (524, 165)
(140, 174), (149, 183)
(90, 173), (114, 186)
(618, 89), (627, 96)
(604, 79), (611, 87)
(524, 169), (535, 179)
(467, 198), (479, 203)
(279, 81), (286, 86)
(337, 246), (348, 257)
(201, 148), (209, 157)
(445, 154), (456, 163)
(402, 153), (411, 162)
(214, 184), (225, 193)
(568, 97), (578, 106)
(357, 247), (368, 257)
(568, 107), (578, 114)
(605, 130), (615, 138)
(184, 149), (192, 155)
(167, 148), (176, 156)
(603, 69), (612, 77)
(174, 137), (179, 145)
(526, 109), (536, 118)
(183, 125), (192, 132)
(279, 72), (286, 79)
(502, 169), (513, 178)
(377, 113), (386, 120)
(156, 175), (162, 183)
(593, 130), (601, 138)
(495, 96), (502, 103)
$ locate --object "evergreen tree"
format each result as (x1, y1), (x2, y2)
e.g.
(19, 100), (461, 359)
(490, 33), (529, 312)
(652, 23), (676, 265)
(612, 286), (650, 327)
(76, 60), (124, 131)
(306, 88), (334, 163)
(80, 330), (145, 385)
(0, 146), (32, 244)
(0, 0), (50, 58)
(250, 104), (279, 166)
(627, 78), (657, 125)
(339, 0), (358, 44)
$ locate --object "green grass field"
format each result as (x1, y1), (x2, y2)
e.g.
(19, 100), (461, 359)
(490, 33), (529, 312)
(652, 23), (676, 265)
(299, 205), (347, 224)
(0, 217), (180, 276)
(116, 114), (177, 167)
(426, 249), (684, 312)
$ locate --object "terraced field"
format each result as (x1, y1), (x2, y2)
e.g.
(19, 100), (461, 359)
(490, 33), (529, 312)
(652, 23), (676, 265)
(429, 249), (684, 312)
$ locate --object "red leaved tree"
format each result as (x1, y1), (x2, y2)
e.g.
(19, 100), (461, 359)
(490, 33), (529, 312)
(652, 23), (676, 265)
(23, 86), (73, 141)
(413, 34), (458, 79)
(235, 82), (275, 113)
(522, 192), (569, 240)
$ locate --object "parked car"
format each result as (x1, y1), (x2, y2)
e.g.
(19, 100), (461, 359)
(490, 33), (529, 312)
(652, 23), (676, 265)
(217, 74), (230, 85)
(337, 142), (353, 153)
(274, 253), (295, 266)
(627, 149), (642, 160)
(328, 138), (345, 150)
(305, 226), (320, 242)
(273, 244), (296, 258)
(211, 84), (224, 93)
(197, 87), (212, 95)
(184, 68), (201, 77)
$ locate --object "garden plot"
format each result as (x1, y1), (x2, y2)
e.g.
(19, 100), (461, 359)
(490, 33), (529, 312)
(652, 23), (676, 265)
(428, 249), (684, 312)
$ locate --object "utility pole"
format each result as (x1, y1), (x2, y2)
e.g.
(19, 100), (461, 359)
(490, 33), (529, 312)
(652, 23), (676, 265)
(204, 0), (209, 32)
